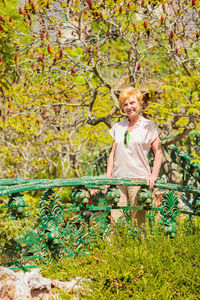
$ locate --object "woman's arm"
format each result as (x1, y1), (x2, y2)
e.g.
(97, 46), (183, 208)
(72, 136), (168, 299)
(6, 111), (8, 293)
(147, 136), (163, 188)
(106, 142), (116, 178)
(104, 143), (116, 193)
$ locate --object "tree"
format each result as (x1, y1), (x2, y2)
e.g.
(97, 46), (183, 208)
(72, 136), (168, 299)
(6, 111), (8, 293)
(0, 0), (199, 180)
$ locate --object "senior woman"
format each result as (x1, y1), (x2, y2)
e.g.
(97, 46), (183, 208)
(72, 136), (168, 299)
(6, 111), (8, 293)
(106, 86), (163, 227)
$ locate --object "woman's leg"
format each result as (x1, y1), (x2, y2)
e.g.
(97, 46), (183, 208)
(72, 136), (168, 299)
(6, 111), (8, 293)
(111, 185), (128, 223)
(128, 186), (146, 227)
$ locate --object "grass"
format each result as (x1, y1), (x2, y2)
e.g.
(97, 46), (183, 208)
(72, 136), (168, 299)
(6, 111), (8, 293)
(41, 217), (200, 299)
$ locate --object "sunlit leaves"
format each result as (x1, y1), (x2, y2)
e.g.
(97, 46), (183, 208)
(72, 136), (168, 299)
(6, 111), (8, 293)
(0, 0), (199, 178)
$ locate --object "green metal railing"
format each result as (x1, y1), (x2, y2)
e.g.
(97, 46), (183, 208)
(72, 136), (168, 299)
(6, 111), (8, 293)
(0, 176), (200, 271)
(0, 132), (199, 270)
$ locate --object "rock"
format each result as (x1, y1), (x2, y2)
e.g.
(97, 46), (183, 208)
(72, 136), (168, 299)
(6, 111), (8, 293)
(0, 267), (17, 300)
(0, 267), (89, 299)
(52, 276), (90, 292)
(0, 267), (50, 299)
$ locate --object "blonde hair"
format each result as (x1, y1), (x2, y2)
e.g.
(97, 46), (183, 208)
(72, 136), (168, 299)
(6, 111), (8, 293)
(119, 87), (143, 108)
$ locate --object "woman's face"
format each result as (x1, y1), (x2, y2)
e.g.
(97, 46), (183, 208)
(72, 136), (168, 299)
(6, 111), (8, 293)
(122, 95), (141, 119)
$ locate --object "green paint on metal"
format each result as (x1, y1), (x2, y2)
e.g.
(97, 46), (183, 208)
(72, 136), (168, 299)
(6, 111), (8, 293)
(160, 191), (179, 238)
(7, 192), (25, 219)
(0, 178), (199, 196)
(138, 189), (153, 210)
(1, 135), (200, 268)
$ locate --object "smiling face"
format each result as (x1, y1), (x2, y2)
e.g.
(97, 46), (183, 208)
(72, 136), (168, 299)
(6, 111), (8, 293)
(122, 95), (141, 120)
(119, 87), (143, 120)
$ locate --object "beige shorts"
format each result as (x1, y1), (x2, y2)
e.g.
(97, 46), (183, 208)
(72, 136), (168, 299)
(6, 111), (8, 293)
(111, 185), (145, 227)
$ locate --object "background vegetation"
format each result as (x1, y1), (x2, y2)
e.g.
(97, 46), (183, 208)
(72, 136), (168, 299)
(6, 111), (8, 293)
(0, 0), (199, 180)
(42, 218), (200, 299)
(0, 3), (199, 298)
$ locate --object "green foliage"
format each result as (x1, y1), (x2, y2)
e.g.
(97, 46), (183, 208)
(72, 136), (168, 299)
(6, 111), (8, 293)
(0, 217), (23, 249)
(0, 0), (199, 178)
(0, 215), (26, 265)
(0, 193), (40, 265)
(42, 218), (200, 299)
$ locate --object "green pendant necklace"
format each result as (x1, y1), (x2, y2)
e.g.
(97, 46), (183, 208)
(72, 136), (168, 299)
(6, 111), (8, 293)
(124, 116), (140, 147)
(124, 129), (130, 147)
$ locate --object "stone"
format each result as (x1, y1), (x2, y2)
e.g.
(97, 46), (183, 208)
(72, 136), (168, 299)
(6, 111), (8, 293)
(0, 267), (89, 299)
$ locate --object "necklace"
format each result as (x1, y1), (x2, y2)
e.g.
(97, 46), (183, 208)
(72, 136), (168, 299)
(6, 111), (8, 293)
(124, 130), (129, 146)
(124, 116), (140, 147)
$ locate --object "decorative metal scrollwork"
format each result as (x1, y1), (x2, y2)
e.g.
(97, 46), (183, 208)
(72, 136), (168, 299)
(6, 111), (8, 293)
(7, 192), (25, 219)
(70, 187), (90, 206)
(0, 169), (200, 269)
(106, 187), (120, 206)
(138, 189), (153, 210)
(160, 191), (179, 238)
(168, 144), (200, 187)
(192, 195), (200, 216)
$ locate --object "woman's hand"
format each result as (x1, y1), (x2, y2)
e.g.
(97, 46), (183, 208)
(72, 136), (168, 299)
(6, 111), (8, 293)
(148, 137), (162, 189)
(103, 185), (110, 194)
(146, 175), (157, 189)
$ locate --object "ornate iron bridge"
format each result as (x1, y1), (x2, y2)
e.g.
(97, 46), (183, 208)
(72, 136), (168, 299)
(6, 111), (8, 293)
(0, 132), (199, 271)
(0, 177), (200, 271)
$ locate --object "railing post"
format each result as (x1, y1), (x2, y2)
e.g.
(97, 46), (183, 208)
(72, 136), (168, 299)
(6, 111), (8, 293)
(160, 191), (180, 238)
(7, 192), (25, 219)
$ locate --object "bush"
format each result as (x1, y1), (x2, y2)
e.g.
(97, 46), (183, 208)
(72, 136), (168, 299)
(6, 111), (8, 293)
(41, 217), (200, 299)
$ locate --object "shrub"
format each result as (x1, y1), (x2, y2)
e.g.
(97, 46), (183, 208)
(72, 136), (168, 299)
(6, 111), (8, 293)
(41, 217), (200, 299)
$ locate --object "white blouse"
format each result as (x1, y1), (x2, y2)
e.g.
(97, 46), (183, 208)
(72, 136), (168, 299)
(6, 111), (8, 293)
(109, 116), (161, 179)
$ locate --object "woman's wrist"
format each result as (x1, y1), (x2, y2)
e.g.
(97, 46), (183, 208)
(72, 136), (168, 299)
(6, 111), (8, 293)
(106, 174), (111, 178)
(150, 174), (158, 180)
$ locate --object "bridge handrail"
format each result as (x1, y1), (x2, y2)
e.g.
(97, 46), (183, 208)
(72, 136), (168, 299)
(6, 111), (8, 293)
(0, 177), (200, 196)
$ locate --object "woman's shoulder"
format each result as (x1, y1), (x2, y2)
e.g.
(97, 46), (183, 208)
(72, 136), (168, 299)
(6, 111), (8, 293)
(141, 116), (156, 125)
(109, 119), (127, 138)
(112, 119), (128, 128)
(141, 116), (160, 130)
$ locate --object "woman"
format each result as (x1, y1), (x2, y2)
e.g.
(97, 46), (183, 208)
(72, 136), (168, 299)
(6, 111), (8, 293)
(106, 87), (163, 227)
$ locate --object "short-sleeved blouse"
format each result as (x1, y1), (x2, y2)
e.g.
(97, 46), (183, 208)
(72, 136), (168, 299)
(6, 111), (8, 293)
(109, 116), (161, 179)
